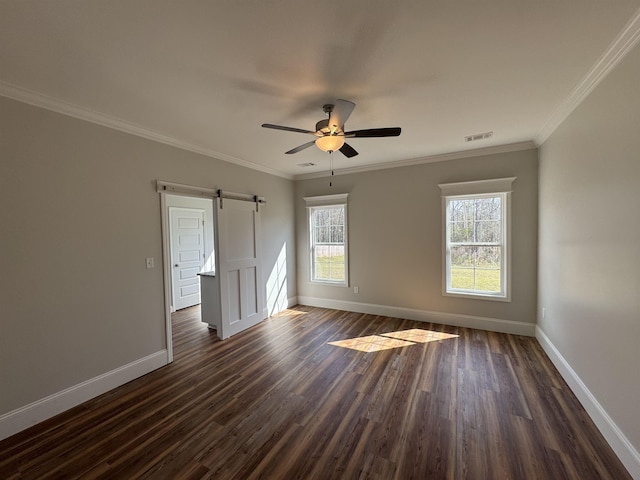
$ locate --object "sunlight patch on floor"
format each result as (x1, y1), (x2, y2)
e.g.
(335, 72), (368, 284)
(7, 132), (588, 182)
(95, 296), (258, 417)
(328, 328), (459, 352)
(382, 329), (458, 343)
(328, 335), (414, 352)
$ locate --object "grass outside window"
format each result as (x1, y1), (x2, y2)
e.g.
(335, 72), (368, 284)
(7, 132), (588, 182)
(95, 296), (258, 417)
(450, 267), (500, 292)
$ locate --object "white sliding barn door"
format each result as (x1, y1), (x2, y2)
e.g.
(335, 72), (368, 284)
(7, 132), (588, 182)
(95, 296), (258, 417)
(216, 197), (265, 339)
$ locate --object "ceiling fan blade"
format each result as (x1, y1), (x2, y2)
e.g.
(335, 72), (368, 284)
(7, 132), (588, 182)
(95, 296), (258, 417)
(262, 123), (316, 135)
(339, 143), (358, 158)
(344, 127), (401, 138)
(285, 141), (316, 154)
(328, 99), (356, 131)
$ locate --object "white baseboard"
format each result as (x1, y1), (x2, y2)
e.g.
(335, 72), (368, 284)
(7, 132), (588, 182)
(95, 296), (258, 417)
(0, 350), (169, 441)
(288, 296), (298, 308)
(297, 296), (535, 336)
(536, 327), (640, 479)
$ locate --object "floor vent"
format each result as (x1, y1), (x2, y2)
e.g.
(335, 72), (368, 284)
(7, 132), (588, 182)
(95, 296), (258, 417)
(297, 162), (316, 167)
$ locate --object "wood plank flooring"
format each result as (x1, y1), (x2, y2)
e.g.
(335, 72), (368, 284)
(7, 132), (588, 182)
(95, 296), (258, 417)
(0, 306), (631, 479)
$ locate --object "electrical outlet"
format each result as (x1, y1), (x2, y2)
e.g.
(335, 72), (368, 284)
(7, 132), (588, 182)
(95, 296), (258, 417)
(354, 286), (359, 294)
(146, 257), (155, 269)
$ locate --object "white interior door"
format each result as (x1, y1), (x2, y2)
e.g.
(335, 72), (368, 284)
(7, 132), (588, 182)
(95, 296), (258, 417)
(170, 207), (205, 311)
(216, 197), (264, 339)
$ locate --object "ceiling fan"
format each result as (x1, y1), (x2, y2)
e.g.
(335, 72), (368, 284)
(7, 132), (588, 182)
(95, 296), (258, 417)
(261, 99), (401, 158)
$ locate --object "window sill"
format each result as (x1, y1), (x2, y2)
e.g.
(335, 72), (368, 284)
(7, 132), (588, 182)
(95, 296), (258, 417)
(443, 291), (511, 302)
(311, 280), (348, 287)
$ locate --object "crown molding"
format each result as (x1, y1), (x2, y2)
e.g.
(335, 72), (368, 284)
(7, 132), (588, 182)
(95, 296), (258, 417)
(294, 141), (537, 181)
(535, 7), (640, 145)
(0, 81), (294, 180)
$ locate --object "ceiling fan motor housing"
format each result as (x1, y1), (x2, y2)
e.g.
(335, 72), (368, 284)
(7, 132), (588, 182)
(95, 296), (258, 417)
(315, 118), (330, 134)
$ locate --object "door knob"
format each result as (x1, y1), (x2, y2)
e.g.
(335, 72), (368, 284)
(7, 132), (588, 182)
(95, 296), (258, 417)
(174, 264), (179, 267)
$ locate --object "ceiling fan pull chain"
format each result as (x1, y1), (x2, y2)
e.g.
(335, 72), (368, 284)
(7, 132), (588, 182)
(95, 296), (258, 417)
(329, 151), (334, 187)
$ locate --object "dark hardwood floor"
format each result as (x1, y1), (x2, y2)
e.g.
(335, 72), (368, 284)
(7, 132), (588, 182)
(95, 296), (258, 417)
(0, 306), (631, 479)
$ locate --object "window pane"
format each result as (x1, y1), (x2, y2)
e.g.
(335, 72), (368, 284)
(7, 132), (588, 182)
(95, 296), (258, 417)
(329, 245), (344, 281)
(450, 200), (472, 222)
(451, 267), (474, 289)
(314, 251), (330, 280)
(475, 197), (501, 221)
(450, 220), (473, 243)
(476, 245), (500, 268)
(476, 220), (501, 243)
(315, 227), (330, 243)
(451, 245), (474, 265)
(315, 209), (329, 226)
(331, 225), (344, 243)
(331, 207), (344, 225)
(330, 244), (344, 259)
(315, 244), (329, 258)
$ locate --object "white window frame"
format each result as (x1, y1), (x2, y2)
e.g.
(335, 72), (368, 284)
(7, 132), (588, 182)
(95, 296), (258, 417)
(439, 178), (515, 302)
(304, 194), (349, 287)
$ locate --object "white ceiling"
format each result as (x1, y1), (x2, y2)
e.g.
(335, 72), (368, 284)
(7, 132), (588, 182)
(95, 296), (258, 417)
(2, 1), (639, 179)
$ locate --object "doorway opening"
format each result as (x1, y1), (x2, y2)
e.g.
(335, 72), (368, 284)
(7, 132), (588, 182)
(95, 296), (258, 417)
(166, 195), (215, 312)
(158, 181), (267, 361)
(160, 188), (216, 362)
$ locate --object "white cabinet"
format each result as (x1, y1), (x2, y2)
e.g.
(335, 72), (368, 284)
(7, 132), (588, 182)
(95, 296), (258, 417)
(198, 272), (220, 330)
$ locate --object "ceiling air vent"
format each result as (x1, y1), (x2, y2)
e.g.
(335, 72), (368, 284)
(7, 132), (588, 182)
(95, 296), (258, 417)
(297, 162), (316, 167)
(464, 131), (493, 142)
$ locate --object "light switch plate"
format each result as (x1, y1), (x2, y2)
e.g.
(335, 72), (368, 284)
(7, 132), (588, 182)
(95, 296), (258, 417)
(146, 257), (155, 269)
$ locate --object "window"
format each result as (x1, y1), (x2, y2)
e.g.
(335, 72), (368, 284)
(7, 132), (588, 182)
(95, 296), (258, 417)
(439, 178), (515, 301)
(304, 194), (349, 286)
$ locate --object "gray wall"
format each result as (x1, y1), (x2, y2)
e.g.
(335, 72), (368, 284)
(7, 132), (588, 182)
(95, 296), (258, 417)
(538, 42), (640, 450)
(0, 97), (296, 415)
(295, 149), (538, 325)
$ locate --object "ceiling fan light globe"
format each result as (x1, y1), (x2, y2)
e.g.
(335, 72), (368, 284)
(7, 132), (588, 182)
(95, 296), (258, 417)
(316, 135), (345, 152)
